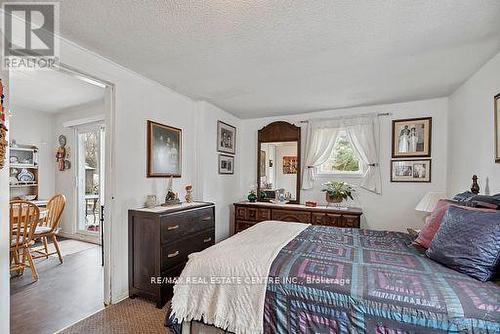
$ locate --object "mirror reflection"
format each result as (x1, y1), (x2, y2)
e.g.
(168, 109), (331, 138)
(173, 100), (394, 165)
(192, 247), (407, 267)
(259, 142), (298, 201)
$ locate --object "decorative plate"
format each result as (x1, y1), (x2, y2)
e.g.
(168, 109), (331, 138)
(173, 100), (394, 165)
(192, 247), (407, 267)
(17, 168), (34, 182)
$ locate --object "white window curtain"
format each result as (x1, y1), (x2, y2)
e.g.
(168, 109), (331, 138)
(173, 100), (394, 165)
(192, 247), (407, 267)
(302, 115), (382, 194)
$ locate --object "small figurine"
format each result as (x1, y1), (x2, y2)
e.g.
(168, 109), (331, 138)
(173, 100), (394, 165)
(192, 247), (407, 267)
(56, 135), (67, 171)
(185, 184), (193, 203)
(162, 176), (181, 206)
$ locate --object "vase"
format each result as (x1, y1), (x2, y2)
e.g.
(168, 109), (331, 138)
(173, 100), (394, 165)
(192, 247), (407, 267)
(325, 193), (343, 207)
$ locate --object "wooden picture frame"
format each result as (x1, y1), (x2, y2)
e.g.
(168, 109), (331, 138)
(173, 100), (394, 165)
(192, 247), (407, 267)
(147, 120), (182, 177)
(391, 159), (432, 183)
(282, 156), (298, 174)
(217, 121), (236, 155)
(392, 117), (432, 158)
(218, 154), (234, 175)
(495, 93), (500, 163)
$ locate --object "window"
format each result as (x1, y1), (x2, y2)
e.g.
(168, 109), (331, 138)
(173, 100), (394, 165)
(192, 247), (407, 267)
(318, 131), (363, 175)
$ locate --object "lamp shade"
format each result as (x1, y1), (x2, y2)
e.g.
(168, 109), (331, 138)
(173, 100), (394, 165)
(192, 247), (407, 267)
(415, 192), (447, 213)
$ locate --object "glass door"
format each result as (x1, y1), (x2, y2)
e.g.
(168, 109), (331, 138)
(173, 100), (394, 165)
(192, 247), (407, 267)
(76, 123), (105, 240)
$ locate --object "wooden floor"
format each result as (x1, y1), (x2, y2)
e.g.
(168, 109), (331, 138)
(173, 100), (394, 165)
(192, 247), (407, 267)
(10, 243), (104, 334)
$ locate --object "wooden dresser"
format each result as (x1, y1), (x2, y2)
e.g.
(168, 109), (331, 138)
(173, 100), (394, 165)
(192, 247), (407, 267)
(234, 201), (362, 233)
(128, 202), (215, 308)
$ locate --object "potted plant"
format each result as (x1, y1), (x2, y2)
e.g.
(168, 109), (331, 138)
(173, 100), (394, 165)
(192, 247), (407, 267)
(247, 190), (257, 203)
(322, 181), (355, 207)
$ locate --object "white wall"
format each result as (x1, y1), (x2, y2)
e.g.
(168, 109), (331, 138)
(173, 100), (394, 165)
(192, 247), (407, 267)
(274, 143), (297, 199)
(53, 101), (105, 236)
(240, 98), (449, 232)
(47, 38), (241, 302)
(9, 108), (55, 199)
(448, 51), (500, 196)
(195, 101), (241, 240)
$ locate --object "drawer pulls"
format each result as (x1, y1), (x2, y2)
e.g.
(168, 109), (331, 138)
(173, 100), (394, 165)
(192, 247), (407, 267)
(167, 225), (179, 230)
(203, 237), (212, 243)
(167, 250), (179, 258)
(201, 216), (212, 222)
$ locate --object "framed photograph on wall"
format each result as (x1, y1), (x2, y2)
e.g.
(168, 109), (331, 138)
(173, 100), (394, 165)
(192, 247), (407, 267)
(495, 93), (500, 163)
(282, 156), (298, 174)
(218, 154), (234, 175)
(392, 117), (432, 158)
(391, 159), (431, 183)
(147, 120), (182, 177)
(217, 121), (236, 155)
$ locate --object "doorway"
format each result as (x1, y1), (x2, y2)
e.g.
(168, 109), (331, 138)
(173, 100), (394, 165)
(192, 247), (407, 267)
(7, 64), (114, 334)
(76, 122), (105, 244)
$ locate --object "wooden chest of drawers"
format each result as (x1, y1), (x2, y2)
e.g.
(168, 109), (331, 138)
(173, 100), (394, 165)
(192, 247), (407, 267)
(128, 202), (215, 308)
(234, 201), (362, 233)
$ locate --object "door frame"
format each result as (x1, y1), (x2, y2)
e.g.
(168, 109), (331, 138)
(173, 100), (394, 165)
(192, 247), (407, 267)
(56, 63), (115, 306)
(75, 121), (105, 241)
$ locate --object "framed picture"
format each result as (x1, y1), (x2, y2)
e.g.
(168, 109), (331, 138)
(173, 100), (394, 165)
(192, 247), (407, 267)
(218, 154), (234, 175)
(147, 120), (182, 177)
(392, 117), (432, 158)
(282, 156), (298, 174)
(217, 121), (236, 155)
(495, 93), (500, 163)
(391, 159), (431, 183)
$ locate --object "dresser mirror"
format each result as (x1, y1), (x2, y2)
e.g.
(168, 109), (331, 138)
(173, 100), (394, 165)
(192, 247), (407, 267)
(257, 121), (301, 204)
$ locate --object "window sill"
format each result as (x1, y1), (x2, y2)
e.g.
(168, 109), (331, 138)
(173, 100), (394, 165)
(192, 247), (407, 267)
(315, 172), (364, 179)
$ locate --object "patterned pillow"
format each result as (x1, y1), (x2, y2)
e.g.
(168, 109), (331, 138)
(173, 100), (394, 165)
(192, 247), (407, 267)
(426, 206), (500, 281)
(413, 200), (451, 248)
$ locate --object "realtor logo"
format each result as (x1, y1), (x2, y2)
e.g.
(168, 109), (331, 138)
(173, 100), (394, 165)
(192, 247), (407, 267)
(2, 2), (59, 69)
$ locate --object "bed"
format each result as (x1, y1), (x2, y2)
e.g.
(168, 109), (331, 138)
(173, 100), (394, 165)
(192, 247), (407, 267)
(166, 219), (500, 334)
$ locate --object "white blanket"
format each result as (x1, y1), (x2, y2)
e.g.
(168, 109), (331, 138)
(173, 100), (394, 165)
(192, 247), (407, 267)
(171, 221), (308, 334)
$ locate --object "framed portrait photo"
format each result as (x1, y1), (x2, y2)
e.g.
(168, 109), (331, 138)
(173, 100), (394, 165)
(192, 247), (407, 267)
(218, 154), (234, 175)
(391, 159), (431, 183)
(147, 120), (182, 177)
(495, 93), (500, 163)
(217, 121), (236, 155)
(392, 117), (432, 158)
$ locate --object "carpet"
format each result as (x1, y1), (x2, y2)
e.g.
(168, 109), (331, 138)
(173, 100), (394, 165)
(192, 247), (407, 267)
(58, 298), (170, 334)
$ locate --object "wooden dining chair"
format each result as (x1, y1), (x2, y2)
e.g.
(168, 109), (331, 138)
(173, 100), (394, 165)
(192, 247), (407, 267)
(32, 194), (66, 263)
(10, 200), (40, 281)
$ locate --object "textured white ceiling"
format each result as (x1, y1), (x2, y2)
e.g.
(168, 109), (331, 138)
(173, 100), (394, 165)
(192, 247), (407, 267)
(10, 69), (105, 113)
(9, 0), (500, 118)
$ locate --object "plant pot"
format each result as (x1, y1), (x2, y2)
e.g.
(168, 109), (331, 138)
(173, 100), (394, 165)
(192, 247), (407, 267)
(326, 193), (343, 204)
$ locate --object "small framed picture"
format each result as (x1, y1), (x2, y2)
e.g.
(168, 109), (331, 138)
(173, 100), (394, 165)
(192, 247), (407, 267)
(218, 154), (234, 175)
(147, 120), (182, 177)
(217, 121), (236, 155)
(495, 93), (500, 163)
(392, 117), (432, 158)
(282, 156), (297, 174)
(391, 159), (431, 183)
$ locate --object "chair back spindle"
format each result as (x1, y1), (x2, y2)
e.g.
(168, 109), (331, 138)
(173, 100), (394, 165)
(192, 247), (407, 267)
(10, 200), (40, 248)
(44, 194), (66, 232)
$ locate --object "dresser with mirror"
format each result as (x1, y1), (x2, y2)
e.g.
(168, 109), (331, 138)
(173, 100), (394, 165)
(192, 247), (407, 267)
(235, 121), (362, 233)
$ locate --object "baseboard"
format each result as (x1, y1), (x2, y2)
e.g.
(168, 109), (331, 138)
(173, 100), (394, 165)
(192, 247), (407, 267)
(57, 231), (101, 245)
(112, 292), (129, 304)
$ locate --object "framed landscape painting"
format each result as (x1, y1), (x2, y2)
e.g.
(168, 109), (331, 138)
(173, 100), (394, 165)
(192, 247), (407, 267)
(391, 159), (431, 183)
(147, 120), (182, 177)
(217, 121), (236, 155)
(495, 93), (500, 163)
(392, 117), (432, 158)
